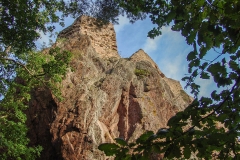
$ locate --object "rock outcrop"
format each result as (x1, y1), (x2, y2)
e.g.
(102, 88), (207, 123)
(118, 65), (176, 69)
(26, 16), (192, 160)
(57, 16), (119, 59)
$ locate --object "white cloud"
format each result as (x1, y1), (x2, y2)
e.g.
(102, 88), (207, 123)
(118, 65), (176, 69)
(142, 26), (182, 54)
(195, 77), (216, 98)
(35, 30), (56, 49)
(143, 36), (161, 53)
(38, 31), (50, 44)
(161, 26), (172, 34)
(114, 16), (130, 33)
(160, 53), (185, 80)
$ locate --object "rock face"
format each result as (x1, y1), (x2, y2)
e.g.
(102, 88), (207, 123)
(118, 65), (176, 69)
(26, 16), (192, 160)
(57, 16), (119, 59)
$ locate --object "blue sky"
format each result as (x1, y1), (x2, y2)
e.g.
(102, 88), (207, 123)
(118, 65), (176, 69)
(37, 15), (217, 97)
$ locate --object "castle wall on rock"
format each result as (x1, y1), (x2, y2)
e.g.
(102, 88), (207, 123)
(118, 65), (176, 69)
(58, 15), (119, 59)
(26, 16), (193, 160)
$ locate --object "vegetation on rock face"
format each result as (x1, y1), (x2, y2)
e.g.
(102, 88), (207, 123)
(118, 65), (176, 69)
(1, 0), (239, 159)
(134, 69), (149, 78)
(0, 47), (72, 159)
(1, 0), (73, 158)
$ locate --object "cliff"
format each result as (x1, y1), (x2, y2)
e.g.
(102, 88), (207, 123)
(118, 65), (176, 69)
(26, 16), (192, 160)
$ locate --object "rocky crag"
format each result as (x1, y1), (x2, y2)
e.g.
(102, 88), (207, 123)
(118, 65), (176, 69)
(26, 16), (192, 160)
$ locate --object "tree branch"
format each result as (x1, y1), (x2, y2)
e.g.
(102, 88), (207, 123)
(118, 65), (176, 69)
(1, 57), (34, 76)
(186, 74), (240, 133)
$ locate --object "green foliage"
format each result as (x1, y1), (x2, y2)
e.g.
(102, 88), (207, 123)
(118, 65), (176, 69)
(99, 0), (240, 159)
(99, 132), (156, 160)
(134, 69), (149, 77)
(0, 0), (67, 55)
(98, 143), (120, 156)
(0, 47), (72, 159)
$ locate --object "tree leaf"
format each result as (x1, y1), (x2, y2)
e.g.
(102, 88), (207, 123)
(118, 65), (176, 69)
(98, 143), (120, 156)
(200, 72), (210, 79)
(199, 46), (208, 59)
(115, 138), (127, 146)
(183, 146), (191, 159)
(167, 115), (181, 127)
(187, 51), (197, 61)
(156, 128), (169, 136)
(136, 131), (154, 144)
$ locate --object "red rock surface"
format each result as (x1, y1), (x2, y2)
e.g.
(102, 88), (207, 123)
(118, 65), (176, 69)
(26, 16), (192, 160)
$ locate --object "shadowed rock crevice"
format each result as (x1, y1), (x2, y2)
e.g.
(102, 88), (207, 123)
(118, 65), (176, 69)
(127, 83), (142, 140)
(26, 88), (61, 160)
(117, 91), (128, 139)
(116, 82), (143, 141)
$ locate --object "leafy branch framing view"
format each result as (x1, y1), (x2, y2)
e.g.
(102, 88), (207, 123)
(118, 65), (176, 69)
(0, 0), (239, 159)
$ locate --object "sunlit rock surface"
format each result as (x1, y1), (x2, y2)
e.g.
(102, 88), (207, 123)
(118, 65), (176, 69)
(26, 16), (192, 160)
